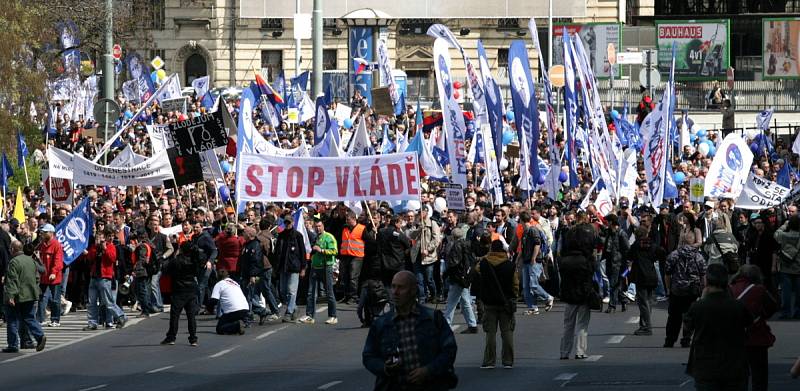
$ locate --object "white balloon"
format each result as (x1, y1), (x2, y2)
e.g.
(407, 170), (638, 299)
(499, 158), (509, 171)
(406, 200), (421, 212)
(744, 127), (760, 141)
(697, 142), (710, 156)
(433, 197), (447, 214)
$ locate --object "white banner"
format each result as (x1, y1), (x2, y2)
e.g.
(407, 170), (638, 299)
(376, 39), (399, 105)
(236, 152), (420, 202)
(72, 150), (175, 186)
(110, 145), (147, 168)
(192, 76), (210, 97)
(735, 172), (789, 210)
(704, 133), (754, 199)
(47, 148), (76, 179)
(433, 38), (468, 187)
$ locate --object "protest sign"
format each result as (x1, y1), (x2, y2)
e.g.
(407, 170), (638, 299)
(443, 183), (466, 211)
(690, 178), (705, 202)
(167, 110), (228, 155)
(736, 173), (789, 209)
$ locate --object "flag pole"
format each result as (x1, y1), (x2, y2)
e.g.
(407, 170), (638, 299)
(22, 157), (30, 188)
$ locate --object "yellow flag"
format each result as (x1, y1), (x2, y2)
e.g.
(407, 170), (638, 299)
(13, 187), (25, 223)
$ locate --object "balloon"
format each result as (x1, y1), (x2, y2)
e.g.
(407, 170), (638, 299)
(499, 158), (509, 171)
(453, 90), (460, 99)
(505, 111), (515, 122)
(611, 110), (620, 119)
(406, 200), (421, 212)
(433, 197), (447, 214)
(537, 175), (546, 185)
(123, 110), (133, 119)
(218, 185), (231, 203)
(220, 160), (231, 174)
(744, 127), (760, 140)
(343, 118), (353, 129)
(674, 171), (686, 185)
(696, 129), (707, 138)
(156, 69), (167, 81)
(150, 71), (158, 85)
(502, 131), (515, 145)
(698, 136), (708, 144)
(690, 134), (697, 143)
(559, 171), (568, 183)
(750, 142), (759, 155)
(698, 142), (710, 156)
(453, 80), (463, 90)
(708, 146), (716, 157)
(704, 139), (714, 148)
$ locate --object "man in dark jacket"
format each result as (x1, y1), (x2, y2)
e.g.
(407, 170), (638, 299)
(684, 263), (751, 390)
(664, 232), (706, 348)
(255, 218), (280, 322)
(477, 239), (519, 368)
(147, 215), (174, 313)
(191, 222), (218, 314)
(239, 227), (269, 325)
(628, 227), (667, 336)
(3, 241), (46, 353)
(559, 212), (598, 360)
(602, 214), (630, 312)
(442, 224), (479, 334)
(377, 216), (411, 287)
(363, 271), (457, 390)
(162, 240), (202, 346)
(274, 215), (307, 322)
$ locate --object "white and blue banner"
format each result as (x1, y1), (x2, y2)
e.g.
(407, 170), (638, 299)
(376, 38), (399, 106)
(127, 52), (155, 103)
(704, 133), (753, 199)
(562, 29), (580, 188)
(192, 76), (210, 97)
(756, 108), (774, 132)
(56, 197), (94, 266)
(261, 95), (281, 128)
(530, 18), (561, 200)
(476, 40), (505, 176)
(508, 40), (541, 188)
(153, 74), (181, 104)
(349, 27), (373, 105)
(57, 20), (81, 74)
(313, 96), (331, 145)
(427, 24), (488, 127)
(433, 38), (468, 187)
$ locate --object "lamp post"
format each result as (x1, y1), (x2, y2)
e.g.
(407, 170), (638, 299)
(341, 8), (393, 106)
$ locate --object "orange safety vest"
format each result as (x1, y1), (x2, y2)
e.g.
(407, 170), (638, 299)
(131, 241), (153, 266)
(340, 224), (366, 258)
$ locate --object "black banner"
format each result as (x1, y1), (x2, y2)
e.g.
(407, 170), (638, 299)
(165, 147), (204, 187)
(167, 110), (228, 156)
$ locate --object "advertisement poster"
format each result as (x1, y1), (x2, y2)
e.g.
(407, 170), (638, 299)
(553, 23), (621, 79)
(655, 20), (730, 80)
(763, 18), (800, 79)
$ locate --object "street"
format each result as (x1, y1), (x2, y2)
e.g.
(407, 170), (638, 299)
(1, 300), (798, 391)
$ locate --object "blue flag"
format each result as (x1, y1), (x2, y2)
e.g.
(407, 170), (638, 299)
(44, 106), (57, 137)
(562, 28), (580, 187)
(476, 39), (505, 180)
(324, 82), (334, 107)
(394, 90), (406, 116)
(16, 131), (28, 169)
(201, 91), (215, 111)
(289, 71), (310, 108)
(55, 197), (95, 266)
(0, 153), (12, 193)
(778, 160), (791, 188)
(380, 124), (395, 154)
(508, 40), (540, 187)
(273, 70), (286, 109)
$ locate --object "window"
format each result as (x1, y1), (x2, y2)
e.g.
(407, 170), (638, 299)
(260, 18), (283, 30)
(399, 19), (438, 35)
(497, 18), (519, 30)
(260, 50), (283, 81)
(151, 0), (165, 30)
(323, 49), (337, 70)
(406, 70), (431, 100)
(497, 49), (509, 69)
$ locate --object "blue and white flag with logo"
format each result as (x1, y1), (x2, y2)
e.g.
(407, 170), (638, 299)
(476, 40), (505, 177)
(704, 133), (753, 199)
(192, 76), (210, 98)
(313, 96), (331, 145)
(756, 108), (774, 132)
(56, 197), (94, 265)
(508, 40), (540, 188)
(433, 38), (468, 187)
(562, 29), (580, 188)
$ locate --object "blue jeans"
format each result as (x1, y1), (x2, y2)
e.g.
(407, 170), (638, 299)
(196, 266), (212, 311)
(37, 284), (62, 323)
(87, 278), (125, 327)
(244, 269), (280, 316)
(779, 272), (800, 317)
(522, 263), (551, 309)
(414, 262), (436, 302)
(150, 271), (164, 311)
(60, 266), (70, 297)
(306, 266), (336, 318)
(598, 259), (609, 298)
(4, 302), (44, 349)
(444, 281), (477, 327)
(136, 276), (156, 314)
(655, 262), (666, 297)
(280, 272), (299, 316)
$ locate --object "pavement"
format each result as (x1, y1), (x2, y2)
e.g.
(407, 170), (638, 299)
(0, 299), (798, 391)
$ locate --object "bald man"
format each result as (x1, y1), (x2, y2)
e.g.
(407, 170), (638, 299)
(363, 271), (458, 390)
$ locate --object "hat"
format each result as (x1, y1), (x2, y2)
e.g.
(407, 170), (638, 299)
(283, 215), (294, 223)
(619, 199), (630, 209)
(9, 218), (19, 227)
(750, 212), (762, 221)
(704, 200), (715, 209)
(40, 224), (56, 233)
(658, 202), (670, 209)
(225, 206), (235, 214)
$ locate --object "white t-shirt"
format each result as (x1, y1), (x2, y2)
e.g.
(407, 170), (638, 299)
(210, 278), (249, 314)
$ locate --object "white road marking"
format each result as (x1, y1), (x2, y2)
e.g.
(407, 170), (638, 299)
(679, 379), (692, 387)
(553, 373), (577, 381)
(317, 380), (342, 390)
(146, 365), (174, 373)
(585, 355), (603, 362)
(605, 335), (625, 344)
(315, 306), (329, 314)
(451, 325), (462, 332)
(625, 316), (639, 324)
(209, 346), (238, 358)
(78, 385), (108, 391)
(256, 325), (289, 340)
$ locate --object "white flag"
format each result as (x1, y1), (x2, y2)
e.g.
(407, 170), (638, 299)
(192, 76), (210, 97)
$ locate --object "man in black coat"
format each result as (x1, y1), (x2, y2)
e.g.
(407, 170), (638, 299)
(238, 227), (270, 324)
(191, 222), (218, 314)
(684, 263), (752, 390)
(274, 215), (307, 322)
(162, 240), (203, 346)
(377, 216), (411, 287)
(628, 227), (667, 336)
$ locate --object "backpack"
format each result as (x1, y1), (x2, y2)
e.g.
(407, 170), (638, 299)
(530, 225), (551, 261)
(445, 239), (475, 288)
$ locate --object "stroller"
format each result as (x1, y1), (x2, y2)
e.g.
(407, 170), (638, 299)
(358, 279), (390, 327)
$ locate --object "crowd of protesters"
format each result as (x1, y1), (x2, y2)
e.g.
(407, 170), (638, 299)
(1, 86), (799, 390)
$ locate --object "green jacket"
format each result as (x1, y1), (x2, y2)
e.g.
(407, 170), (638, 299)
(311, 231), (338, 268)
(4, 254), (41, 304)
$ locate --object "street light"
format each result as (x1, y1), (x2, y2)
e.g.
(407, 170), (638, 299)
(340, 8), (394, 105)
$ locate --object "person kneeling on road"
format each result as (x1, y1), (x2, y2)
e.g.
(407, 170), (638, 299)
(210, 270), (250, 335)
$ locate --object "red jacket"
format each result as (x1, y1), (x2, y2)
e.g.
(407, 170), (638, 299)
(38, 237), (64, 285)
(729, 278), (778, 347)
(215, 232), (242, 272)
(87, 242), (117, 279)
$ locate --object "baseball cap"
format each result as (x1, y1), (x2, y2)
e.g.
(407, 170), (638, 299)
(704, 200), (715, 209)
(40, 224), (56, 233)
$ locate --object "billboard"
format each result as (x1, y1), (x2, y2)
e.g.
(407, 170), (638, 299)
(655, 20), (730, 80)
(349, 27), (373, 105)
(763, 18), (800, 79)
(552, 23), (621, 79)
